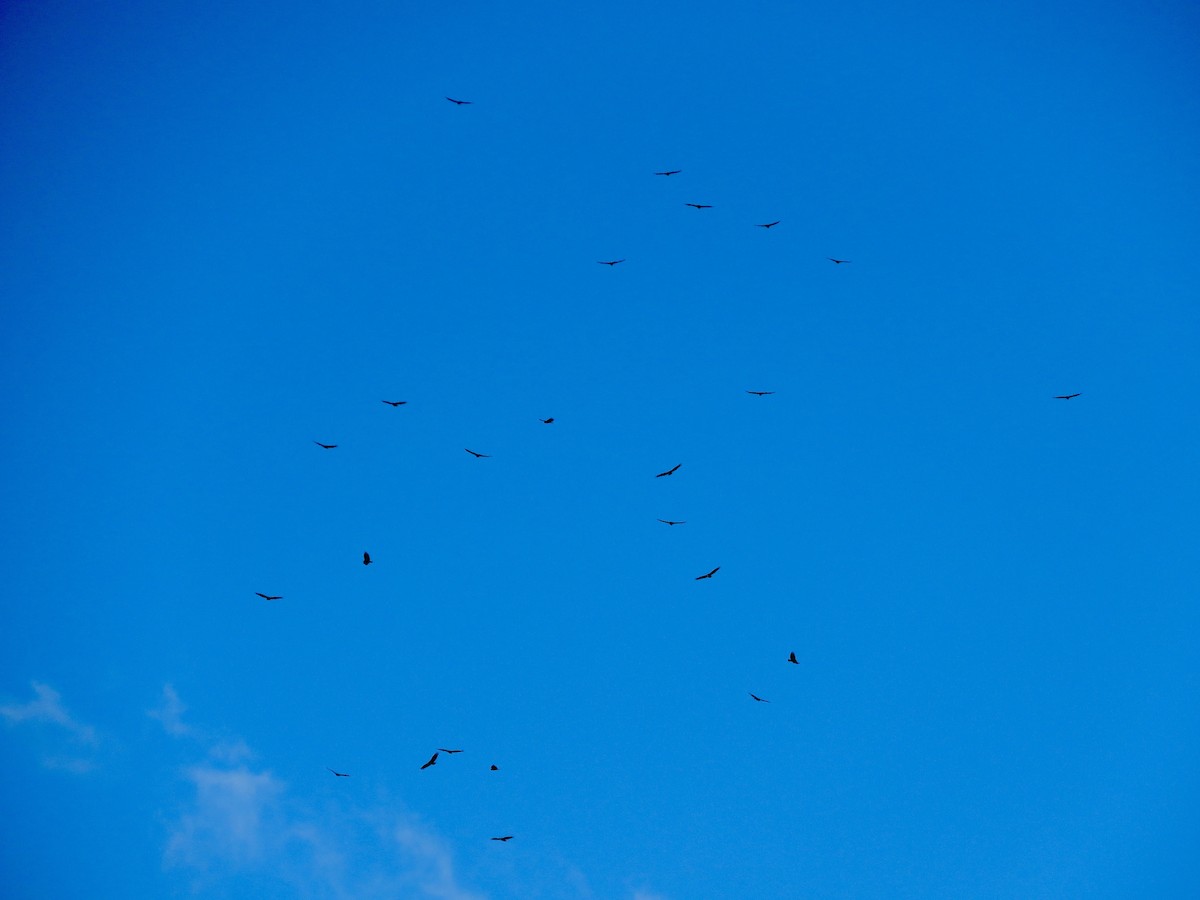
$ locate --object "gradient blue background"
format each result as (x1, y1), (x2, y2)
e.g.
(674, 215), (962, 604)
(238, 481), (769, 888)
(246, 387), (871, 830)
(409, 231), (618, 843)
(2, 1), (1198, 897)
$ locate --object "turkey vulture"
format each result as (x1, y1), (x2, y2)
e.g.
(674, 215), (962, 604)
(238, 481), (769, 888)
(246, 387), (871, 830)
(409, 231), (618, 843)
(657, 519), (686, 526)
(655, 464), (681, 478)
(465, 448), (491, 458)
(446, 97), (472, 105)
(437, 748), (463, 754)
(255, 593), (282, 601)
(1054, 393), (1082, 400)
(382, 400), (407, 407)
(695, 567), (720, 580)
(654, 170), (682, 176)
(745, 391), (775, 396)
(363, 552), (372, 566)
(597, 259), (625, 266)
(420, 753), (439, 770)
(827, 258), (851, 264)
(540, 417), (555, 424)
(491, 835), (514, 842)
(326, 768), (349, 777)
(490, 765), (499, 771)
(313, 441), (337, 449)
(788, 652), (799, 665)
(756, 221), (780, 229)
(685, 203), (712, 209)
(749, 692), (770, 702)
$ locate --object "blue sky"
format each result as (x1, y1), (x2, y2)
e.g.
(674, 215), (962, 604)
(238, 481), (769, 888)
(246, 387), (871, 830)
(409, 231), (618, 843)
(2, 0), (1198, 897)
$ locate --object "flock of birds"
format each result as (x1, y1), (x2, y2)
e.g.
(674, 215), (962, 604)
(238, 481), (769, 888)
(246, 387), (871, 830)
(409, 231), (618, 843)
(249, 95), (1084, 846)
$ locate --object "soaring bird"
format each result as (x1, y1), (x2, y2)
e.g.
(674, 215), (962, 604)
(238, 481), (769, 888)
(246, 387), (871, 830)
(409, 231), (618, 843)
(695, 567), (720, 580)
(788, 652), (799, 665)
(654, 170), (682, 176)
(437, 748), (463, 754)
(655, 464), (681, 478)
(749, 692), (770, 702)
(255, 593), (282, 601)
(540, 417), (555, 424)
(313, 441), (337, 449)
(657, 519), (686, 526)
(597, 259), (625, 266)
(382, 400), (407, 407)
(685, 203), (712, 209)
(490, 765), (499, 771)
(445, 97), (472, 105)
(326, 768), (349, 777)
(745, 391), (775, 396)
(756, 221), (781, 229)
(1054, 393), (1082, 400)
(491, 836), (514, 842)
(465, 448), (491, 458)
(363, 552), (372, 566)
(420, 753), (439, 770)
(827, 258), (851, 264)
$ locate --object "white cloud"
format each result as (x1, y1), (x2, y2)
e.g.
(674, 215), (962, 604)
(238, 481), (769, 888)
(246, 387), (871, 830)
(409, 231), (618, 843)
(148, 683), (191, 737)
(0, 681), (97, 744)
(166, 758), (486, 900)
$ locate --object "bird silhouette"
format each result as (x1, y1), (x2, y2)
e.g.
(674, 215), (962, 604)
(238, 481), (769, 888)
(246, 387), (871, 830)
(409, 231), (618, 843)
(540, 417), (555, 424)
(749, 692), (770, 702)
(490, 765), (499, 771)
(326, 768), (349, 777)
(445, 97), (472, 105)
(437, 748), (463, 754)
(382, 400), (407, 407)
(657, 519), (686, 526)
(1054, 393), (1082, 400)
(255, 593), (282, 601)
(491, 835), (514, 842)
(363, 552), (372, 566)
(313, 441), (337, 449)
(685, 203), (712, 209)
(788, 652), (799, 665)
(597, 259), (625, 266)
(745, 391), (775, 396)
(695, 567), (720, 580)
(756, 221), (781, 229)
(420, 752), (439, 770)
(654, 170), (682, 176)
(827, 258), (851, 264)
(465, 448), (491, 458)
(655, 464), (681, 478)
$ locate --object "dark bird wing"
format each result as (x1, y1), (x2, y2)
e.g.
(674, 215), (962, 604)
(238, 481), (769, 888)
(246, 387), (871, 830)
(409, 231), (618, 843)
(465, 449), (491, 458)
(437, 748), (463, 753)
(750, 693), (770, 702)
(1054, 393), (1082, 399)
(446, 97), (472, 104)
(788, 652), (798, 664)
(757, 221), (780, 228)
(255, 593), (282, 600)
(327, 768), (349, 776)
(655, 464), (681, 477)
(655, 170), (681, 175)
(491, 836), (514, 841)
(382, 400), (407, 406)
(420, 753), (438, 769)
(313, 441), (337, 449)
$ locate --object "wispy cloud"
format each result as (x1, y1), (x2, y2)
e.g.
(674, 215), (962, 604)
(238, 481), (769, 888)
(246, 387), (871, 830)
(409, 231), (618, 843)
(0, 681), (99, 773)
(148, 683), (191, 737)
(0, 681), (97, 744)
(166, 756), (486, 900)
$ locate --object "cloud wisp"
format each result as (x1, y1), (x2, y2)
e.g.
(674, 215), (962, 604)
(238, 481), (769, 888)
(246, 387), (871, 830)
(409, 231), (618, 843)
(0, 681), (97, 744)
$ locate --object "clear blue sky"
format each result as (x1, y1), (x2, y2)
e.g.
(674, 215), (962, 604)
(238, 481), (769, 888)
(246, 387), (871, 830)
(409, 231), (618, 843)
(2, 1), (1198, 897)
